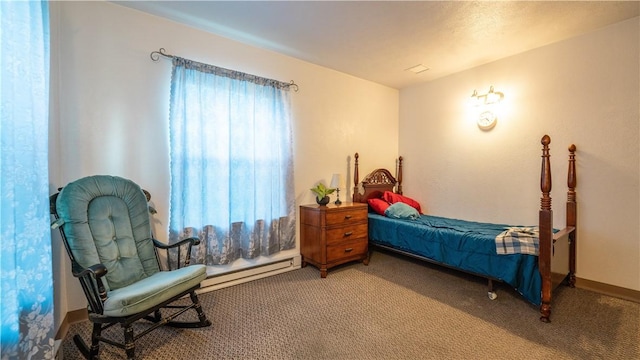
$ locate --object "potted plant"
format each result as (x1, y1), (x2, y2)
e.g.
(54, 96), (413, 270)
(310, 183), (335, 206)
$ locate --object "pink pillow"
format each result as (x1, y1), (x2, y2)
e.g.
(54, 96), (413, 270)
(368, 198), (390, 215)
(383, 191), (422, 214)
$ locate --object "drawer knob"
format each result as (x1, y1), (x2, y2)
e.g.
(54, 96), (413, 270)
(345, 248), (353, 252)
(344, 215), (352, 220)
(344, 231), (353, 237)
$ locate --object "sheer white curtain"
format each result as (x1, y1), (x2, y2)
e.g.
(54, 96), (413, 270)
(0, 1), (55, 358)
(168, 57), (295, 266)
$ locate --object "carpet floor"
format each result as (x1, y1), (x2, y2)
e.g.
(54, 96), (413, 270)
(62, 249), (640, 359)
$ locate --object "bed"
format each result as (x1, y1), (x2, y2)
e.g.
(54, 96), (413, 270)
(352, 135), (577, 322)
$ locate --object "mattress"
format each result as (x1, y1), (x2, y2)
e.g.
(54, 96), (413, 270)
(368, 213), (541, 305)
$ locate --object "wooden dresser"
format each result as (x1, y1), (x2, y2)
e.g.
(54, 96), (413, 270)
(300, 202), (369, 278)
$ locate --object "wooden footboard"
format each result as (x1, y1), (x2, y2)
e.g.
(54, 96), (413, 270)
(539, 137), (577, 322)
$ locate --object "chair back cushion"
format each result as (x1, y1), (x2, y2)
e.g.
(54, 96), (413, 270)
(56, 175), (160, 292)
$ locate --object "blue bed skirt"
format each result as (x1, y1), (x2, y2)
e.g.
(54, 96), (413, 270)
(368, 213), (542, 305)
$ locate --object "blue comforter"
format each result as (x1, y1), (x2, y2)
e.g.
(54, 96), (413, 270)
(368, 213), (541, 305)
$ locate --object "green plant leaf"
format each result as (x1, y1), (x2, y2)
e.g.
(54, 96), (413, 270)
(310, 182), (335, 198)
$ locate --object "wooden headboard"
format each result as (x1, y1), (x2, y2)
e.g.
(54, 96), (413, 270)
(352, 152), (403, 203)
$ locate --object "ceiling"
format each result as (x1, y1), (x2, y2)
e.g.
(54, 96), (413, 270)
(114, 1), (639, 89)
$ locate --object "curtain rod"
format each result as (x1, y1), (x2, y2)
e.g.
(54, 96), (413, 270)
(150, 48), (299, 92)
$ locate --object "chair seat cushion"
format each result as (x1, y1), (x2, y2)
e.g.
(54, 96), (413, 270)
(103, 264), (207, 317)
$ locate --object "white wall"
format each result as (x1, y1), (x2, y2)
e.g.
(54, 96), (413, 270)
(49, 0), (399, 326)
(399, 17), (639, 291)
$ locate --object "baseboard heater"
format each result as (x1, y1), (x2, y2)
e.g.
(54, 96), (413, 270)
(197, 255), (301, 293)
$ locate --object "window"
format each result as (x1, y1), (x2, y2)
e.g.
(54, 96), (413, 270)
(168, 57), (296, 266)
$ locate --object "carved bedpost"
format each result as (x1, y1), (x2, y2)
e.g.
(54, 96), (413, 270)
(353, 152), (360, 202)
(397, 156), (403, 194)
(539, 135), (553, 322)
(567, 144), (577, 287)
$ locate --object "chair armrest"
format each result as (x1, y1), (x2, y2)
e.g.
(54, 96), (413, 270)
(152, 237), (201, 270)
(70, 261), (108, 315)
(72, 262), (108, 279)
(152, 237), (200, 249)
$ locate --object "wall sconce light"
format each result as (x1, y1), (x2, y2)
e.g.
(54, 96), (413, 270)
(470, 86), (504, 131)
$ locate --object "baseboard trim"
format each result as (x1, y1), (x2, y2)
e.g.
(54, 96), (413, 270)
(575, 277), (640, 303)
(55, 308), (88, 340)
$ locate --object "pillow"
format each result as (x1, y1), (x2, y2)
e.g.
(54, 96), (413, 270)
(382, 191), (422, 214)
(384, 202), (420, 220)
(368, 198), (390, 215)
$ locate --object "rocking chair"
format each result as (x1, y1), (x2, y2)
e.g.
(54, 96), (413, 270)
(50, 175), (211, 359)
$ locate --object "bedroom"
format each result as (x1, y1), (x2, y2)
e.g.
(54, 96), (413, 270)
(7, 0), (637, 358)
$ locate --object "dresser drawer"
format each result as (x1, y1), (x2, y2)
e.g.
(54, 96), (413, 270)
(325, 223), (368, 245)
(325, 208), (368, 225)
(326, 239), (368, 262)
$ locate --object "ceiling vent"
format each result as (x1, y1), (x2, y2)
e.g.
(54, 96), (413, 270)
(405, 64), (429, 74)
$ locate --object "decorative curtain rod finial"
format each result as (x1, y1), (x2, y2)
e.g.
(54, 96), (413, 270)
(150, 48), (173, 62)
(289, 80), (299, 92)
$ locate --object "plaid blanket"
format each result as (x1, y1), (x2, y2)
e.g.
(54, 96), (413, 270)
(495, 227), (539, 255)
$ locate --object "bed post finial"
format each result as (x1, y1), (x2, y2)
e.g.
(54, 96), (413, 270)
(397, 156), (403, 194)
(353, 152), (360, 202)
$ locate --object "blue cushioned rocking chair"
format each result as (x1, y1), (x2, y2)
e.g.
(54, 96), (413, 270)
(50, 175), (211, 359)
